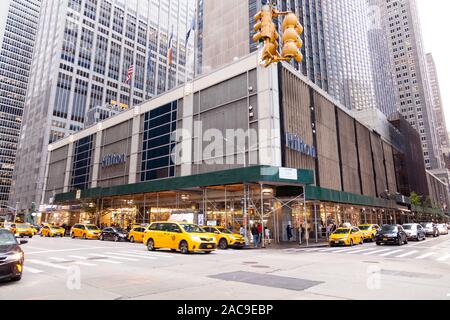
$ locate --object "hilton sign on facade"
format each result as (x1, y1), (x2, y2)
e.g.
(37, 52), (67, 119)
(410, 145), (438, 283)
(102, 153), (126, 168)
(286, 133), (317, 158)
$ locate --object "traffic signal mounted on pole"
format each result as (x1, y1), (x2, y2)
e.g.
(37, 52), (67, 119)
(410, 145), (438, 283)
(281, 13), (304, 63)
(252, 4), (304, 67)
(253, 4), (281, 67)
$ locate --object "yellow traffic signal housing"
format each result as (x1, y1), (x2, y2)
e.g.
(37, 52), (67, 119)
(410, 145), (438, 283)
(253, 4), (281, 67)
(281, 13), (304, 63)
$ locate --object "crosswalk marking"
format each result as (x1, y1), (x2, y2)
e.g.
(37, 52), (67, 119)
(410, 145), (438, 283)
(362, 249), (391, 255)
(27, 259), (71, 270)
(416, 252), (436, 260)
(88, 253), (137, 262)
(105, 252), (157, 260)
(395, 250), (418, 258)
(67, 255), (89, 260)
(23, 266), (44, 274)
(50, 257), (71, 262)
(317, 248), (337, 252)
(334, 247), (363, 253)
(123, 250), (174, 258)
(75, 261), (97, 267)
(380, 250), (404, 257)
(436, 254), (450, 262)
(347, 248), (378, 255)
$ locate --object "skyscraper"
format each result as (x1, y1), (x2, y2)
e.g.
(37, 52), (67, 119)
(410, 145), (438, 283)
(9, 0), (197, 211)
(202, 0), (399, 114)
(374, 0), (441, 170)
(0, 0), (41, 211)
(426, 53), (449, 157)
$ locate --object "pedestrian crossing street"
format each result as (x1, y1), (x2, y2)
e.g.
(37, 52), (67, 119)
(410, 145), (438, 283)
(22, 250), (178, 275)
(282, 246), (450, 263)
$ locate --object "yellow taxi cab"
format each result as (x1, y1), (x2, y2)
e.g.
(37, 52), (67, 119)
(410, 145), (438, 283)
(41, 225), (65, 237)
(14, 223), (34, 238)
(70, 224), (101, 239)
(128, 226), (147, 243)
(329, 227), (364, 247)
(201, 226), (245, 249)
(358, 224), (380, 242)
(143, 221), (216, 254)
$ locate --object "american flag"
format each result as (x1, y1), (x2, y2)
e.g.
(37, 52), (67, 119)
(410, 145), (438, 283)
(125, 64), (134, 84)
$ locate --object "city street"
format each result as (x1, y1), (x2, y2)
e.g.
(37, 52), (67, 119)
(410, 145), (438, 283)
(1, 235), (449, 300)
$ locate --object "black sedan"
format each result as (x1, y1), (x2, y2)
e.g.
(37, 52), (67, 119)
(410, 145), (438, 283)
(0, 229), (27, 282)
(99, 227), (128, 242)
(375, 225), (408, 246)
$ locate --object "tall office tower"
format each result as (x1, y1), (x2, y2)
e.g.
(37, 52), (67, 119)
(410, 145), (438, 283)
(375, 0), (440, 170)
(426, 53), (449, 157)
(9, 0), (197, 211)
(367, 0), (399, 116)
(0, 0), (41, 211)
(203, 0), (390, 113)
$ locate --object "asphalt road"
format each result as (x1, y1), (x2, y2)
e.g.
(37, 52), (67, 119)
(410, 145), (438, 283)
(1, 234), (449, 300)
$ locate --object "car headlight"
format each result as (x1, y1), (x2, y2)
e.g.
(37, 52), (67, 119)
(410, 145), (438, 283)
(5, 252), (23, 262)
(191, 236), (201, 242)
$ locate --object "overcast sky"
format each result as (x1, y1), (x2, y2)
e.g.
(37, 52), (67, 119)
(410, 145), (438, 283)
(0, 1), (448, 132)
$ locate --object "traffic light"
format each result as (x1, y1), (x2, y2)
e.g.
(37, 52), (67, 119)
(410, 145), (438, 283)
(281, 13), (304, 63)
(253, 4), (281, 66)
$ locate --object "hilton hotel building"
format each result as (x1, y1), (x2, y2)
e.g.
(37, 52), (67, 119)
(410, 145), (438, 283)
(43, 53), (431, 243)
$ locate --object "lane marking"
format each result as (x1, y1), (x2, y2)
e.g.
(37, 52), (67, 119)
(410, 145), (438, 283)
(23, 266), (44, 274)
(416, 252), (436, 260)
(436, 254), (450, 262)
(379, 249), (404, 257)
(105, 252), (157, 260)
(27, 259), (71, 270)
(74, 261), (97, 267)
(67, 255), (89, 260)
(49, 257), (71, 262)
(88, 253), (137, 262)
(362, 249), (391, 255)
(395, 250), (419, 258)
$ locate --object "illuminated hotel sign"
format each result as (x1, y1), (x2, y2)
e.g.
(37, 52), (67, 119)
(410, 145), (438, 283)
(286, 133), (317, 158)
(102, 153), (126, 168)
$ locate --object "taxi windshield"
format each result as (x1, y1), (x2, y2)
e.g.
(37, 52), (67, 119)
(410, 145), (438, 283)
(85, 225), (99, 230)
(0, 230), (17, 245)
(333, 229), (350, 235)
(51, 226), (62, 230)
(180, 224), (204, 233)
(358, 226), (370, 230)
(16, 224), (29, 229)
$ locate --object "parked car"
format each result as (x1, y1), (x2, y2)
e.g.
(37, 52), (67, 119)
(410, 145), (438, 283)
(420, 223), (439, 237)
(0, 228), (27, 282)
(202, 226), (246, 249)
(40, 225), (65, 237)
(436, 224), (449, 235)
(329, 227), (364, 247)
(99, 227), (129, 242)
(70, 224), (101, 240)
(358, 224), (380, 242)
(128, 226), (147, 243)
(143, 221), (217, 254)
(375, 225), (408, 246)
(402, 223), (426, 241)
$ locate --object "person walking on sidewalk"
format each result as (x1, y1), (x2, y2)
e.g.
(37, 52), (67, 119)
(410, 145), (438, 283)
(257, 223), (263, 247)
(251, 225), (259, 248)
(286, 224), (293, 241)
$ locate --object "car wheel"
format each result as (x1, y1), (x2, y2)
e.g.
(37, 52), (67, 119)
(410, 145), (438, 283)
(398, 237), (403, 246)
(219, 238), (228, 250)
(359, 237), (364, 245)
(147, 239), (155, 251)
(114, 235), (119, 242)
(99, 235), (104, 241)
(11, 274), (22, 282)
(350, 239), (354, 247)
(179, 241), (189, 254)
(40, 233), (43, 237)
(71, 233), (75, 239)
(29, 235), (33, 239)
(204, 251), (212, 254)
(376, 242), (381, 246)
(83, 234), (87, 240)
(130, 236), (135, 243)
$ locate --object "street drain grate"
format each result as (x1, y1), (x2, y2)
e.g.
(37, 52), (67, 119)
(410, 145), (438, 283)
(381, 269), (442, 279)
(209, 271), (323, 291)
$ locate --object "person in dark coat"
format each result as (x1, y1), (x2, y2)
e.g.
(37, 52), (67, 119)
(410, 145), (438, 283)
(286, 224), (293, 241)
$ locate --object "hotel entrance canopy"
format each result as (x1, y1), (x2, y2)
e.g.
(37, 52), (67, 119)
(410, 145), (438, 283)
(54, 166), (315, 204)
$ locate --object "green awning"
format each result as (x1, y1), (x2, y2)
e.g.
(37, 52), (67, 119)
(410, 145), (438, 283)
(55, 166), (315, 203)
